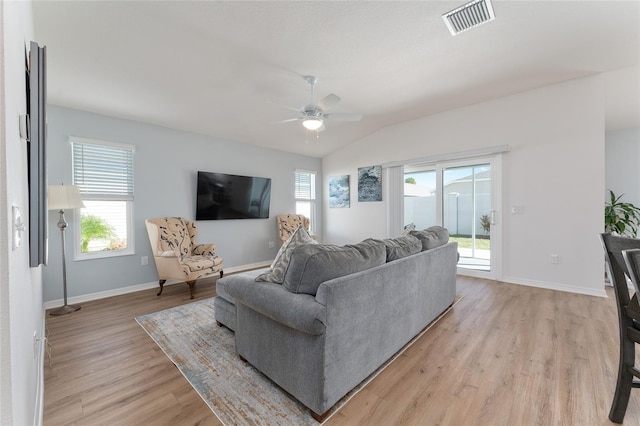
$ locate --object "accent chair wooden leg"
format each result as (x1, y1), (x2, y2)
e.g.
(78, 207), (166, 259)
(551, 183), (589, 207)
(187, 280), (196, 299)
(609, 328), (636, 423)
(157, 279), (166, 296)
(220, 270), (224, 279)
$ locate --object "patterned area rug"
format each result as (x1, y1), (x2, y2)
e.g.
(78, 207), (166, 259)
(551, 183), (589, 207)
(136, 296), (460, 425)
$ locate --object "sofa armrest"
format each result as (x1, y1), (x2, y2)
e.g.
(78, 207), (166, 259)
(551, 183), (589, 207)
(226, 277), (326, 335)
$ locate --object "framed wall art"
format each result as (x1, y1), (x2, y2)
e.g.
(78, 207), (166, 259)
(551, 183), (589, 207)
(329, 175), (350, 208)
(358, 165), (382, 202)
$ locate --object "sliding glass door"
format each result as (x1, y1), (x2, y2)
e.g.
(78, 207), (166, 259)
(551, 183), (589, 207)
(442, 164), (491, 272)
(404, 169), (437, 230)
(404, 156), (500, 278)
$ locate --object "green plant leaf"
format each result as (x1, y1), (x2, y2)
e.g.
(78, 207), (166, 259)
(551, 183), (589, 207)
(81, 214), (116, 252)
(605, 190), (640, 237)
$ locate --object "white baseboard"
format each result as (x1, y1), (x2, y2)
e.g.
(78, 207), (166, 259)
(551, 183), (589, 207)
(43, 261), (271, 309)
(501, 276), (608, 298)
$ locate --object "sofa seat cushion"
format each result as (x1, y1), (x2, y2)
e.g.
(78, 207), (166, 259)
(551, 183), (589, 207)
(410, 226), (450, 251)
(283, 240), (386, 295)
(216, 267), (268, 304)
(256, 226), (317, 284)
(181, 255), (221, 274)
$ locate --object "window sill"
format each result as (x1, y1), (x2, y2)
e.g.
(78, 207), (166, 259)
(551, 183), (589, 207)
(74, 248), (134, 261)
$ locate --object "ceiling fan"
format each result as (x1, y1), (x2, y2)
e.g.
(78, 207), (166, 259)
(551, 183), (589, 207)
(272, 75), (362, 132)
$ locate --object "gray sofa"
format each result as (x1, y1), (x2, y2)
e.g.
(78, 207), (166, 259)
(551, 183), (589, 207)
(214, 234), (457, 420)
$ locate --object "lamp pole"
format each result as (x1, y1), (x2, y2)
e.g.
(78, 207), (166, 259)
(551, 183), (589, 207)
(50, 208), (81, 316)
(48, 184), (84, 316)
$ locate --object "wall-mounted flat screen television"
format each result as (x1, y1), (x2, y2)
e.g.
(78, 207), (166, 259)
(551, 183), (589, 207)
(196, 171), (271, 220)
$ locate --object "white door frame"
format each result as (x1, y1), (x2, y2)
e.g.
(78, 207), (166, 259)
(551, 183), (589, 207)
(398, 153), (502, 280)
(437, 155), (502, 280)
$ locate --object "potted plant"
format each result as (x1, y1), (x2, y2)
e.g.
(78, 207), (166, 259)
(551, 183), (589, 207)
(605, 190), (640, 237)
(80, 214), (116, 252)
(480, 214), (491, 236)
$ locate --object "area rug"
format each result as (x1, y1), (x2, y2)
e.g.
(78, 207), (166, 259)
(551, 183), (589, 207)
(136, 296), (461, 425)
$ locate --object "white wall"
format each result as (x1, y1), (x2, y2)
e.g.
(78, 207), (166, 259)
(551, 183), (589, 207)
(43, 105), (322, 303)
(1, 1), (46, 425)
(606, 127), (640, 208)
(323, 76), (605, 297)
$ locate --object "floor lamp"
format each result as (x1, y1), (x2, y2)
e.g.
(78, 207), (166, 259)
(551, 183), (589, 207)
(48, 184), (85, 316)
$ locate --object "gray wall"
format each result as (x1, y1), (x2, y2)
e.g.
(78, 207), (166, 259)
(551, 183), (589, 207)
(43, 105), (322, 302)
(606, 127), (640, 208)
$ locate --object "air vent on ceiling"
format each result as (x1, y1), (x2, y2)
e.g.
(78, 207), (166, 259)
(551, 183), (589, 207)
(442, 0), (495, 36)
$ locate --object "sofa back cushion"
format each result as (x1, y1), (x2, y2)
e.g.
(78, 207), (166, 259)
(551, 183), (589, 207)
(410, 226), (450, 251)
(283, 240), (386, 295)
(381, 235), (423, 261)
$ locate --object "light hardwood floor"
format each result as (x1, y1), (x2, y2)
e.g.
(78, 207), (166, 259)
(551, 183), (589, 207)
(43, 276), (640, 425)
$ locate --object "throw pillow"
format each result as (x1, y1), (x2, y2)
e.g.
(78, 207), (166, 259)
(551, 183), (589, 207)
(255, 225), (317, 283)
(401, 223), (416, 235)
(410, 226), (450, 250)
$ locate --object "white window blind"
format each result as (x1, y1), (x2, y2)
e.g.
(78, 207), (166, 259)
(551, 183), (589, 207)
(295, 170), (315, 200)
(71, 138), (134, 200)
(295, 169), (316, 233)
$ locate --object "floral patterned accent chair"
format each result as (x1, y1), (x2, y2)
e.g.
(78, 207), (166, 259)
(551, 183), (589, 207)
(145, 217), (223, 299)
(276, 214), (311, 246)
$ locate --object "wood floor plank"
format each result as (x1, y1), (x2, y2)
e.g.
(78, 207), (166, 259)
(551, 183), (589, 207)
(43, 275), (640, 425)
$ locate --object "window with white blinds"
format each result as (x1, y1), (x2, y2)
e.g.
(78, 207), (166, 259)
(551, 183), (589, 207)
(295, 169), (316, 232)
(72, 139), (134, 200)
(70, 137), (135, 259)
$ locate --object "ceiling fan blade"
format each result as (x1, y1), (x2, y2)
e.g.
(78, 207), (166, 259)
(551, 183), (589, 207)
(317, 123), (327, 132)
(317, 94), (341, 111)
(273, 117), (300, 124)
(266, 101), (302, 113)
(325, 113), (362, 122)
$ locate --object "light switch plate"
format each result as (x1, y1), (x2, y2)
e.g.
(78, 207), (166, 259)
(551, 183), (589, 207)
(12, 206), (25, 250)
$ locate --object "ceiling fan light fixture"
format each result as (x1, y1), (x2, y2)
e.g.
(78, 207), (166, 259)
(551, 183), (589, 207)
(302, 117), (323, 131)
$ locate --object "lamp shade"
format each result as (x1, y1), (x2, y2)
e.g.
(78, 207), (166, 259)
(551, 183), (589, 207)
(302, 117), (323, 131)
(48, 185), (85, 210)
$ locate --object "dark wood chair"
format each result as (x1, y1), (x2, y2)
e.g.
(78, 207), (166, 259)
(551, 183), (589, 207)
(600, 233), (640, 423)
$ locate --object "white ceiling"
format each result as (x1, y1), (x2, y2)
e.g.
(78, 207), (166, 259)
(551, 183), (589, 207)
(32, 1), (640, 158)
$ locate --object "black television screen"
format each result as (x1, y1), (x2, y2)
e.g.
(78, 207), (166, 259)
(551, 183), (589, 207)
(196, 171), (271, 220)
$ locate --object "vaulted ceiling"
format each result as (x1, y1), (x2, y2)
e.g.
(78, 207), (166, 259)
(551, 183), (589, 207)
(33, 1), (640, 158)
